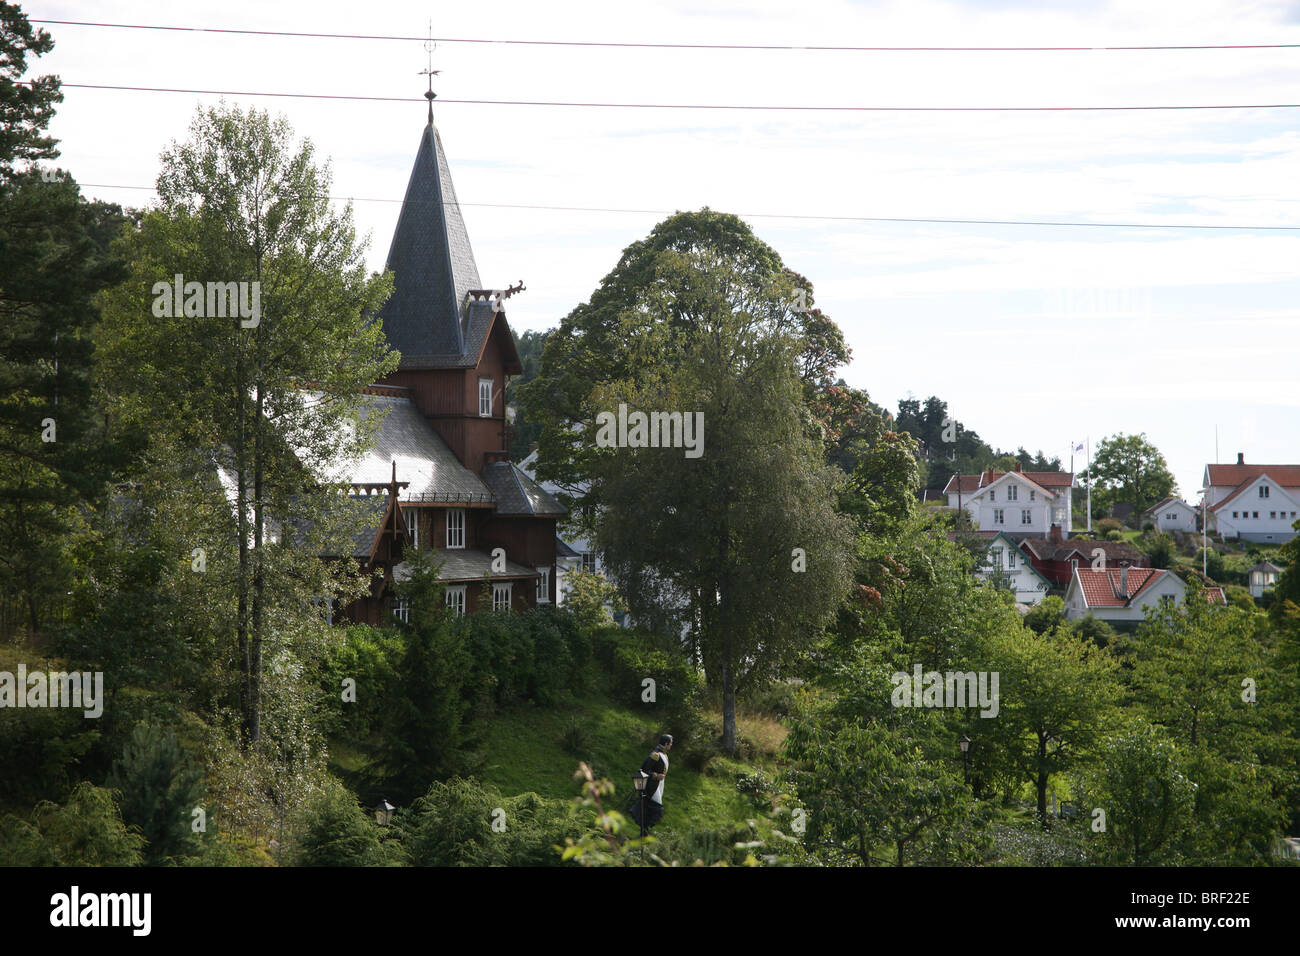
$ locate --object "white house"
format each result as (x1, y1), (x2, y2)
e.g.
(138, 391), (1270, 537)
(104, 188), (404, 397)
(942, 466), (1074, 540)
(1203, 454), (1300, 543)
(1146, 496), (1198, 533)
(977, 532), (1052, 605)
(1064, 566), (1225, 623)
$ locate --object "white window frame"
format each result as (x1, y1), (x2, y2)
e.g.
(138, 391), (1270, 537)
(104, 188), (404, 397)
(445, 586), (466, 617)
(405, 508), (419, 550)
(393, 596), (411, 624)
(581, 551), (598, 573)
(1008, 550), (1017, 569)
(479, 378), (493, 417)
(493, 582), (512, 612)
(1007, 485), (1018, 501)
(446, 508), (465, 549)
(537, 567), (551, 604)
(1021, 509), (1032, 525)
(993, 508), (1004, 525)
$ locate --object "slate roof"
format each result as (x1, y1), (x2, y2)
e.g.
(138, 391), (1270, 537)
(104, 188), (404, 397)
(555, 536), (581, 559)
(329, 495), (393, 559)
(1020, 537), (1146, 564)
(379, 122), (486, 369)
(328, 394), (494, 502)
(481, 460), (567, 516)
(396, 549), (539, 582)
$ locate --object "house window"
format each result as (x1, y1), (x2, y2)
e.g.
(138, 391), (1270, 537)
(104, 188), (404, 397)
(1270, 511), (1277, 520)
(537, 567), (551, 603)
(1070, 558), (1079, 571)
(405, 509), (419, 549)
(581, 551), (598, 573)
(1232, 511), (1238, 519)
(446, 509), (465, 549)
(1007, 486), (1018, 501)
(992, 508), (1004, 525)
(1029, 490), (1036, 501)
(493, 582), (512, 612)
(1021, 509), (1032, 525)
(445, 586), (466, 617)
(1008, 550), (1017, 569)
(990, 548), (1003, 569)
(990, 490), (996, 502)
(393, 596), (411, 624)
(479, 378), (493, 417)
(1254, 512), (1260, 519)
(1260, 486), (1270, 498)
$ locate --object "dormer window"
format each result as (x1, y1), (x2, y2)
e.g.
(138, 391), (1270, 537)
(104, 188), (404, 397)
(446, 508), (465, 549)
(479, 378), (493, 417)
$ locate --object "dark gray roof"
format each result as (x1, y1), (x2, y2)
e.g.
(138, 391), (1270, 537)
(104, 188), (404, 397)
(555, 536), (581, 559)
(400, 548), (538, 582)
(331, 394), (494, 502)
(481, 461), (567, 516)
(379, 122), (488, 369)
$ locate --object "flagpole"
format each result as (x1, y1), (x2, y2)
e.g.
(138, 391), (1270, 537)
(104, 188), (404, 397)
(1086, 437), (1092, 533)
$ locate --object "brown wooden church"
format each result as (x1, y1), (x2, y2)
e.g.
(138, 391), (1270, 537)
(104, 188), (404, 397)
(334, 111), (565, 624)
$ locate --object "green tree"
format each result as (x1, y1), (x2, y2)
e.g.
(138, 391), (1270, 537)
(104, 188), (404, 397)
(1078, 721), (1195, 865)
(1083, 433), (1175, 516)
(288, 776), (402, 866)
(0, 781), (145, 866)
(97, 103), (397, 744)
(980, 624), (1119, 827)
(105, 721), (207, 865)
(0, 5), (140, 635)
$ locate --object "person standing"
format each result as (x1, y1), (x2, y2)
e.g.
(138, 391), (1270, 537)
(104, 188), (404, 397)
(632, 734), (673, 831)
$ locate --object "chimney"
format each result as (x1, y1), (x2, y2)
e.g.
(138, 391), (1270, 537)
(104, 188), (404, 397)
(1119, 563), (1130, 600)
(1015, 462), (1022, 473)
(1236, 452), (1245, 466)
(1050, 523), (1062, 544)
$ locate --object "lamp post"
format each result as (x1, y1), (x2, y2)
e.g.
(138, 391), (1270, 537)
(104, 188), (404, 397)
(632, 772), (648, 864)
(374, 798), (395, 827)
(958, 736), (971, 787)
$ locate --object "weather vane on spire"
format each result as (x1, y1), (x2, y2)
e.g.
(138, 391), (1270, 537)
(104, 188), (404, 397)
(418, 21), (439, 125)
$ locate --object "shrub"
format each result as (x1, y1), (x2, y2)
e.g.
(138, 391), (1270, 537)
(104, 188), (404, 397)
(1097, 517), (1123, 536)
(287, 776), (403, 866)
(105, 720), (206, 865)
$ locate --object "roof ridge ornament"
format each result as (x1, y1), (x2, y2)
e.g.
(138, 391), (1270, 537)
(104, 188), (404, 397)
(419, 21), (439, 125)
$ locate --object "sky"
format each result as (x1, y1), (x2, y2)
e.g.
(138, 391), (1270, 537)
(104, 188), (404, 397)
(26, 0), (1300, 499)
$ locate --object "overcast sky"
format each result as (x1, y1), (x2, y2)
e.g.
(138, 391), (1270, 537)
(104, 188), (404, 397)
(29, 0), (1300, 499)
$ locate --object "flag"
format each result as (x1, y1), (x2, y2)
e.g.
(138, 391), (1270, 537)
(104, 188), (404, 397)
(1072, 441), (1085, 454)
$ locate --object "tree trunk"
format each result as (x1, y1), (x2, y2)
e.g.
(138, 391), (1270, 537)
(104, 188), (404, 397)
(720, 642), (737, 754)
(1036, 735), (1050, 829)
(249, 382), (265, 745)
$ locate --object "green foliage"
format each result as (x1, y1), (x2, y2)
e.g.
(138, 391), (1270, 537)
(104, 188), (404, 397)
(561, 568), (623, 632)
(1024, 596), (1066, 635)
(0, 781), (145, 866)
(1077, 721), (1195, 865)
(1083, 433), (1176, 516)
(287, 775), (403, 866)
(105, 720), (206, 865)
(406, 777), (578, 867)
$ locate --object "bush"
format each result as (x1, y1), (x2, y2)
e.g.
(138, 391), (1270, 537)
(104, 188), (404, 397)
(0, 782), (145, 866)
(1097, 517), (1123, 536)
(287, 776), (403, 866)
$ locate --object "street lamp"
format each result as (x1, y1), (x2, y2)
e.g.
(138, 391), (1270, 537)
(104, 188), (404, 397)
(958, 736), (971, 787)
(631, 772), (649, 864)
(374, 798), (395, 827)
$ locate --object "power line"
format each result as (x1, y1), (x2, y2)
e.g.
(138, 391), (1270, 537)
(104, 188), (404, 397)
(53, 83), (1300, 112)
(30, 19), (1300, 52)
(72, 182), (1300, 231)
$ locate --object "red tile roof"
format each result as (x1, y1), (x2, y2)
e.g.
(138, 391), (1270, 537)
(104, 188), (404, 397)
(1073, 567), (1167, 607)
(1202, 587), (1227, 605)
(1206, 464), (1300, 489)
(1210, 471), (1300, 513)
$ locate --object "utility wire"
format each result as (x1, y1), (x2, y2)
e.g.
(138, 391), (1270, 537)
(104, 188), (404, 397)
(30, 19), (1300, 52)
(71, 182), (1300, 231)
(51, 83), (1300, 112)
